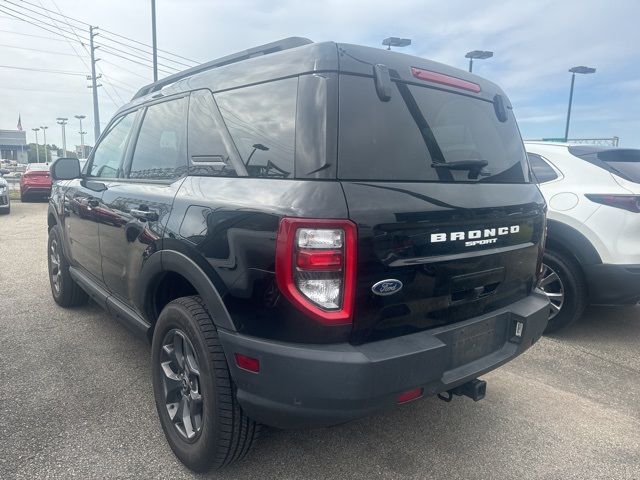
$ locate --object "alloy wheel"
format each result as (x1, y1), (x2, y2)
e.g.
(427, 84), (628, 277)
(159, 329), (204, 441)
(538, 263), (565, 320)
(49, 238), (62, 295)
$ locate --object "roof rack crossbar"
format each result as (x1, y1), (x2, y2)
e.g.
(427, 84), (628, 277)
(131, 37), (313, 100)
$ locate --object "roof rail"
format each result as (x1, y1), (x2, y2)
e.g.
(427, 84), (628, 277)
(131, 37), (313, 100)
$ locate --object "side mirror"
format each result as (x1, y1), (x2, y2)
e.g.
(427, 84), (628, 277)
(51, 157), (81, 181)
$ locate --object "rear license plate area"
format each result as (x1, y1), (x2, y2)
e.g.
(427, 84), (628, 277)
(449, 316), (508, 368)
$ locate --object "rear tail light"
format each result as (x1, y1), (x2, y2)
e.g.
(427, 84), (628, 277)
(585, 194), (640, 213)
(411, 67), (481, 93)
(276, 218), (357, 325)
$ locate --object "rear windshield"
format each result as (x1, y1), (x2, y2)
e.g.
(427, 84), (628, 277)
(338, 75), (529, 183)
(569, 147), (640, 183)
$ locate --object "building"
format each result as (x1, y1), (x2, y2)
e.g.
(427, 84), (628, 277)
(0, 129), (28, 164)
(75, 144), (93, 159)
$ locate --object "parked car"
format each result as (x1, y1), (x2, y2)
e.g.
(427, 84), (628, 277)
(0, 175), (9, 214)
(20, 163), (52, 201)
(47, 38), (549, 471)
(526, 142), (640, 332)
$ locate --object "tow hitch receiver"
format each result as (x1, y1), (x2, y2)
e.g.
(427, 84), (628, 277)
(437, 378), (487, 403)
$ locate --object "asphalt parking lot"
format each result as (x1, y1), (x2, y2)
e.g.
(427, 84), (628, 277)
(1, 201), (639, 479)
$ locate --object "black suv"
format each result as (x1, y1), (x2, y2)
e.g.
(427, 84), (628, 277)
(47, 38), (549, 471)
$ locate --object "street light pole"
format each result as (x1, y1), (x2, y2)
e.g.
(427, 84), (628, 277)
(75, 115), (86, 157)
(40, 126), (48, 162)
(465, 50), (493, 73)
(32, 127), (40, 163)
(563, 66), (596, 142)
(382, 37), (412, 51)
(56, 118), (68, 157)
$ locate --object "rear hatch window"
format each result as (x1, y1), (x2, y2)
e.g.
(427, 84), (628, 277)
(338, 75), (529, 183)
(568, 146), (640, 183)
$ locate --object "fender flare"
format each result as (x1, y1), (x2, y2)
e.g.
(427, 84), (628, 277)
(546, 219), (602, 266)
(138, 250), (236, 332)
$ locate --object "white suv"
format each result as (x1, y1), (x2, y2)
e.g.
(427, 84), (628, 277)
(524, 142), (640, 332)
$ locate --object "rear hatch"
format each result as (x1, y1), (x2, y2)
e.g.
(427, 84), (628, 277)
(24, 169), (51, 184)
(336, 48), (546, 344)
(568, 146), (640, 194)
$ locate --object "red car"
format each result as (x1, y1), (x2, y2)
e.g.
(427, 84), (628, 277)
(20, 163), (52, 201)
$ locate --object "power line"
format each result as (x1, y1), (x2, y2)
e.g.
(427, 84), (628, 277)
(41, 0), (123, 105)
(0, 28), (71, 42)
(1, 4), (177, 76)
(0, 42), (82, 57)
(6, 0), (195, 69)
(0, 3), (89, 41)
(0, 64), (86, 75)
(97, 42), (180, 73)
(14, 0), (201, 64)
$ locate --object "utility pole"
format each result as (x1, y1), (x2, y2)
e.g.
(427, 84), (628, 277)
(88, 26), (102, 143)
(56, 118), (68, 157)
(40, 126), (48, 162)
(32, 127), (40, 163)
(75, 115), (86, 157)
(151, 0), (158, 81)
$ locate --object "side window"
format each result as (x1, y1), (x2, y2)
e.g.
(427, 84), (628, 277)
(215, 78), (297, 179)
(188, 90), (239, 177)
(528, 153), (559, 183)
(128, 97), (188, 181)
(88, 112), (136, 178)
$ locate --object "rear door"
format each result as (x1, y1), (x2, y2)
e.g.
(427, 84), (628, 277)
(337, 74), (546, 344)
(99, 95), (188, 309)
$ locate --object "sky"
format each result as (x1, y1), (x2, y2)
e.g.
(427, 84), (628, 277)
(1, 0), (639, 149)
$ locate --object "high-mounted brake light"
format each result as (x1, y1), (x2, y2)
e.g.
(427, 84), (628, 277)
(585, 194), (640, 213)
(411, 67), (481, 93)
(276, 218), (357, 325)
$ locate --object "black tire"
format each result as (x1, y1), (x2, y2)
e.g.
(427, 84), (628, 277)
(0, 207), (8, 215)
(47, 225), (88, 307)
(152, 296), (261, 472)
(539, 249), (587, 334)
(20, 192), (27, 202)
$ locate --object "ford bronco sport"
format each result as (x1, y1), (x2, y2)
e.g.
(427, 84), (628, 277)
(47, 37), (549, 471)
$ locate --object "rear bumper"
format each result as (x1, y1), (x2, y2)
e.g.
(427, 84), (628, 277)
(21, 185), (51, 196)
(218, 292), (550, 429)
(584, 263), (640, 305)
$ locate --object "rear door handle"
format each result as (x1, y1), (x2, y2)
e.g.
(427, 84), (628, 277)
(130, 208), (158, 222)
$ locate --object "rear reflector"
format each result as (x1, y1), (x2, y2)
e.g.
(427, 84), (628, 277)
(234, 353), (260, 373)
(296, 249), (343, 271)
(411, 67), (481, 93)
(397, 387), (423, 404)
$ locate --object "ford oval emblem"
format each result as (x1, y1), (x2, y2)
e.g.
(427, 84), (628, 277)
(371, 279), (403, 296)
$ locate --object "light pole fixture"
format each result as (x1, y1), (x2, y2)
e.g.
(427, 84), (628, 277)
(75, 115), (87, 157)
(32, 127), (40, 163)
(564, 66), (596, 142)
(382, 37), (411, 51)
(465, 50), (493, 73)
(40, 126), (48, 162)
(56, 117), (69, 157)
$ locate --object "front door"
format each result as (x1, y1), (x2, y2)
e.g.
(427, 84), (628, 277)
(99, 96), (189, 311)
(64, 111), (137, 281)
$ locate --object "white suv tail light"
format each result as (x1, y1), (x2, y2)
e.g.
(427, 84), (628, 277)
(276, 218), (357, 325)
